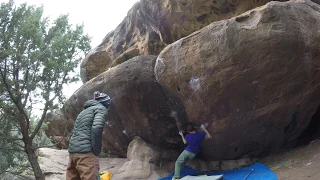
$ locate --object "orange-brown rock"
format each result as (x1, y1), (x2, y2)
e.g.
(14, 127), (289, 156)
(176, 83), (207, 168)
(62, 55), (188, 157)
(48, 0), (320, 161)
(80, 0), (287, 82)
(155, 0), (320, 160)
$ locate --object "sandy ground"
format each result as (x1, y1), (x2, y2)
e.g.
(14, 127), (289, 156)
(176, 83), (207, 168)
(262, 140), (320, 180)
(40, 140), (320, 180)
(39, 149), (164, 180)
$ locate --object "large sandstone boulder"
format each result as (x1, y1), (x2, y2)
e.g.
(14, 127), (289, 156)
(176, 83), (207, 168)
(62, 55), (187, 157)
(81, 0), (287, 82)
(155, 0), (320, 160)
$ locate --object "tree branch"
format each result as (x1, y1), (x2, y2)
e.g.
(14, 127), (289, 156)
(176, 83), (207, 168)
(29, 101), (49, 140)
(0, 67), (30, 140)
(20, 65), (30, 101)
(0, 138), (22, 142)
(7, 140), (26, 149)
(0, 147), (25, 152)
(0, 104), (17, 117)
(2, 170), (32, 180)
(22, 47), (39, 108)
(30, 77), (59, 140)
(13, 56), (20, 98)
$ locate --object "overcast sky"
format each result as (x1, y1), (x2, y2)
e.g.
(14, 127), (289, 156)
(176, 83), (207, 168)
(12, 0), (139, 47)
(1, 0), (139, 98)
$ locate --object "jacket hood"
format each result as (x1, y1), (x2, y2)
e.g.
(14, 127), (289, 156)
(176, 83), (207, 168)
(83, 100), (101, 109)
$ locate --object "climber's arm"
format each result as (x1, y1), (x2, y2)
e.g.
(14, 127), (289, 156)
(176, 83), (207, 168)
(179, 131), (187, 144)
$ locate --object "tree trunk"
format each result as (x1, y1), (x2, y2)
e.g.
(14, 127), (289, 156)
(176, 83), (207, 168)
(26, 143), (45, 180)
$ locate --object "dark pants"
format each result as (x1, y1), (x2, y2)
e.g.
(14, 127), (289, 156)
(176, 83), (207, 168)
(66, 152), (100, 180)
(174, 150), (196, 178)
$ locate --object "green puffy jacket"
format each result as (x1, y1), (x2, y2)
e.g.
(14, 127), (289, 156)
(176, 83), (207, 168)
(68, 100), (108, 156)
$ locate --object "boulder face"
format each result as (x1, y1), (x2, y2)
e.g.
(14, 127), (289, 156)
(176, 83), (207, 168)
(48, 0), (320, 161)
(63, 55), (187, 157)
(155, 0), (320, 160)
(80, 0), (287, 82)
(45, 110), (72, 149)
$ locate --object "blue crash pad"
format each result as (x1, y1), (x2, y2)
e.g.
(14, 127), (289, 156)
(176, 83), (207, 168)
(181, 175), (223, 180)
(159, 162), (277, 180)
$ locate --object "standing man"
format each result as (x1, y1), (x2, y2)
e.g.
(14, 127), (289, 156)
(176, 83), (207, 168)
(66, 91), (111, 180)
(173, 123), (212, 180)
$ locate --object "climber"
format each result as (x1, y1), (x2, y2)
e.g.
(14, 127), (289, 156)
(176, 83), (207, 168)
(66, 91), (111, 180)
(172, 123), (212, 180)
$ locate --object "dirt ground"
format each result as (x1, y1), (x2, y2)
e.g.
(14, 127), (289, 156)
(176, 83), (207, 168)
(261, 140), (320, 180)
(104, 140), (320, 180)
(40, 140), (320, 180)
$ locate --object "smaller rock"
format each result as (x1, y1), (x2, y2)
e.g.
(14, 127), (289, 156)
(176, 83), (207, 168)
(118, 137), (176, 179)
(50, 136), (69, 150)
(39, 148), (69, 180)
(127, 136), (161, 162)
(44, 110), (72, 149)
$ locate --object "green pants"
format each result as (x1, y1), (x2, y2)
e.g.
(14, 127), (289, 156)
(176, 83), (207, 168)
(174, 150), (196, 178)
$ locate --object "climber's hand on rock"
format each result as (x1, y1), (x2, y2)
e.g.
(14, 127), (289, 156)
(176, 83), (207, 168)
(179, 131), (183, 136)
(206, 134), (212, 139)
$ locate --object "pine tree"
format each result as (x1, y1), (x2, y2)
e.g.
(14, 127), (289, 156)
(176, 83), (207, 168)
(0, 1), (91, 179)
